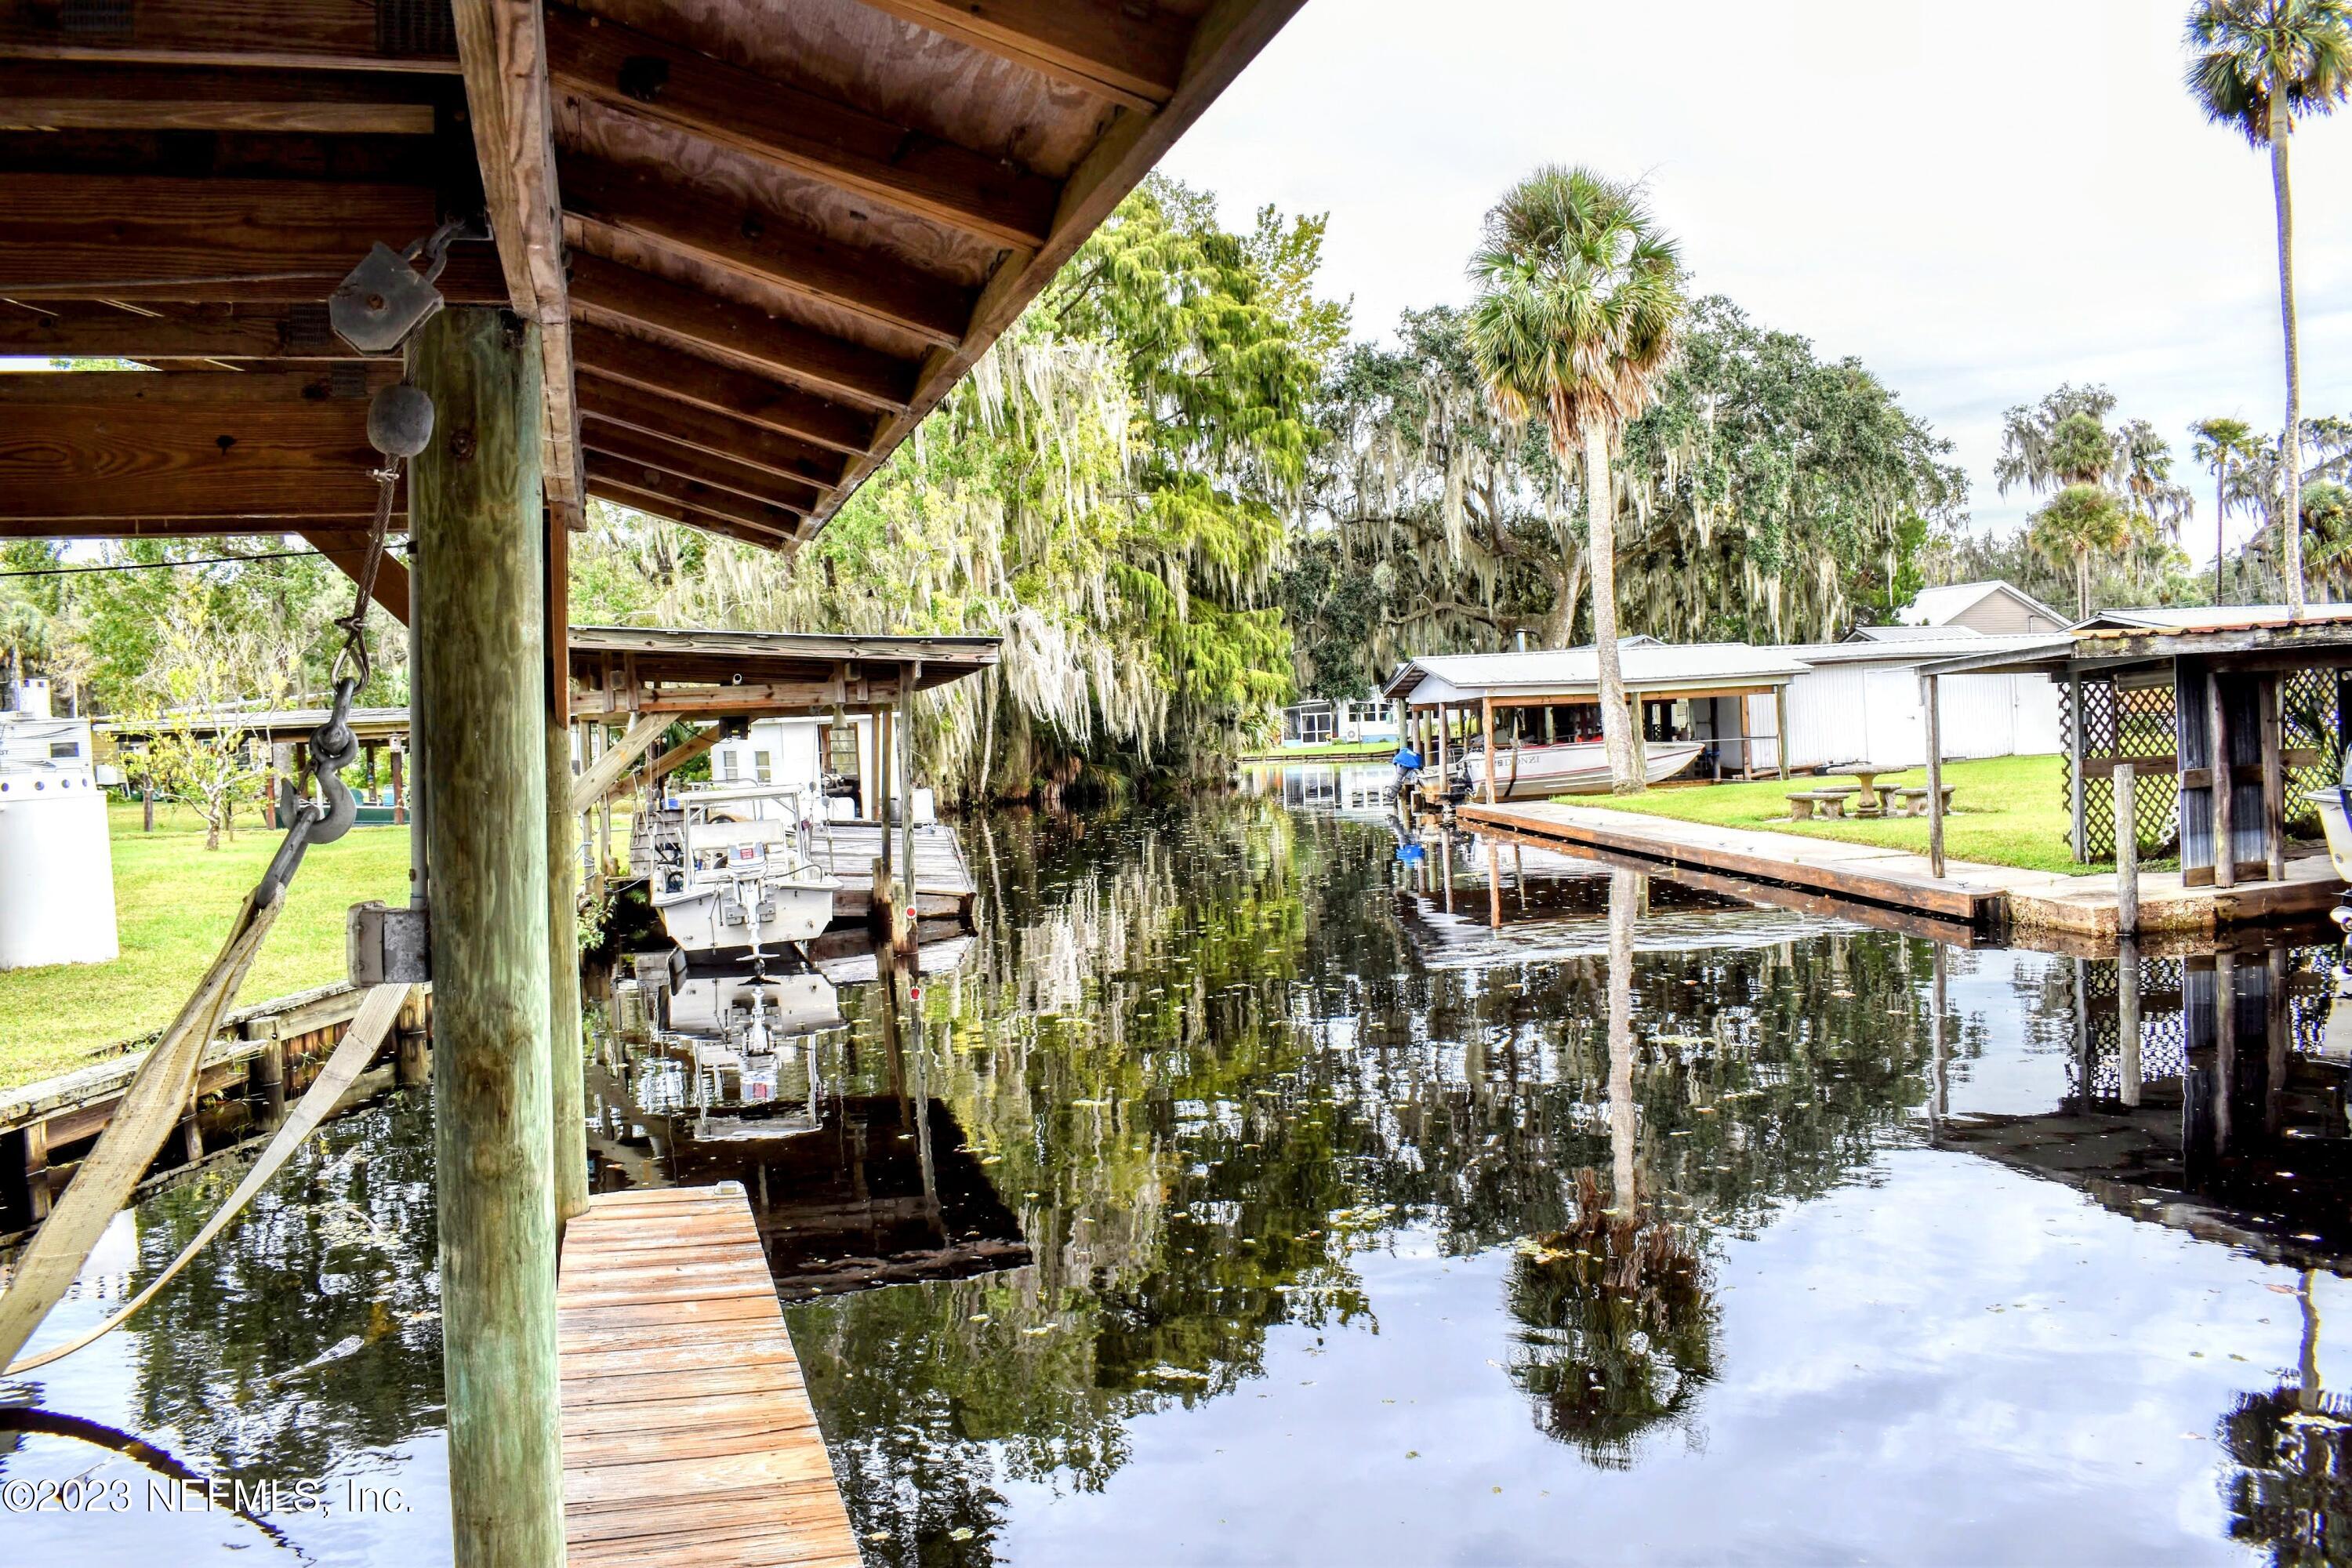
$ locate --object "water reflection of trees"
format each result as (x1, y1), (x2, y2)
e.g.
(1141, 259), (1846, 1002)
(793, 801), (1953, 1560)
(125, 1088), (445, 1483)
(2219, 1274), (2352, 1568)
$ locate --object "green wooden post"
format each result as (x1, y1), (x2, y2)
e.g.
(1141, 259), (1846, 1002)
(546, 510), (587, 1227)
(410, 306), (564, 1568)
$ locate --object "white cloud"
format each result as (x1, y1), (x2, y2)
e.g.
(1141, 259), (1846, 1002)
(1162, 0), (2352, 557)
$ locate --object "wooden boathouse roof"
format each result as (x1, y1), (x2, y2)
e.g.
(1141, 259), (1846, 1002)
(1382, 641), (1811, 707)
(0, 0), (1308, 554)
(1915, 604), (2352, 679)
(568, 623), (1000, 716)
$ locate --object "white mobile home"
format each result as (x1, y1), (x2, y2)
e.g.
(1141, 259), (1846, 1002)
(705, 713), (931, 822)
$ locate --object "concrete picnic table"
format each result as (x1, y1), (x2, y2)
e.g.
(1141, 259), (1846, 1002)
(1836, 765), (1894, 817)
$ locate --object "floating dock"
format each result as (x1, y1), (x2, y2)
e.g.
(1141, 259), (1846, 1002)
(810, 820), (977, 924)
(1459, 800), (2342, 950)
(557, 1183), (859, 1568)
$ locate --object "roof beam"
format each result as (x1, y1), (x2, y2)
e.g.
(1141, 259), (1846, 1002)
(304, 528), (412, 625)
(558, 154), (969, 350)
(580, 419), (827, 513)
(0, 61), (444, 132)
(586, 471), (802, 546)
(851, 0), (1189, 113)
(0, 173), (506, 303)
(0, 370), (395, 522)
(0, 302), (360, 361)
(543, 3), (1057, 249)
(574, 375), (848, 490)
(568, 323), (873, 456)
(567, 252), (916, 412)
(0, 0), (462, 73)
(584, 484), (797, 552)
(450, 0), (583, 527)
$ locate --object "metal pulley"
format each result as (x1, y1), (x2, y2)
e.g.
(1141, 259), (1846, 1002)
(328, 218), (471, 355)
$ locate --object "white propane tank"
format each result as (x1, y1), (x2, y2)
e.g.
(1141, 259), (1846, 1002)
(0, 713), (119, 969)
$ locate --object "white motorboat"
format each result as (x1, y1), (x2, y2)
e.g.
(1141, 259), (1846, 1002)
(2310, 784), (2352, 881)
(1454, 739), (1705, 800)
(635, 782), (839, 956)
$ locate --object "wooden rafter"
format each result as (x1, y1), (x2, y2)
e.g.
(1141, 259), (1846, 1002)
(0, 61), (445, 133)
(567, 252), (916, 412)
(852, 0), (1190, 114)
(451, 0), (584, 529)
(559, 154), (969, 350)
(0, 0), (463, 74)
(822, 0), (1309, 525)
(574, 375), (848, 488)
(583, 479), (799, 550)
(543, 3), (1058, 249)
(585, 463), (805, 539)
(0, 370), (397, 521)
(579, 419), (828, 512)
(0, 302), (360, 361)
(304, 528), (412, 625)
(569, 324), (874, 455)
(0, 173), (506, 302)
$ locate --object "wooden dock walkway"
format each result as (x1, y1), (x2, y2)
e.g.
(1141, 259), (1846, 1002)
(557, 1184), (860, 1568)
(810, 820), (976, 924)
(1459, 800), (2343, 950)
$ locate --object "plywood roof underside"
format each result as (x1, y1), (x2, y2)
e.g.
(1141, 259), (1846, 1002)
(0, 0), (1305, 557)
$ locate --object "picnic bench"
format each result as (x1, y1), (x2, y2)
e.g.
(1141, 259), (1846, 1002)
(1785, 787), (1860, 821)
(1886, 784), (1958, 818)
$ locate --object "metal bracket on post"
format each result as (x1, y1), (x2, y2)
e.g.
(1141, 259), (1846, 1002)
(349, 900), (432, 985)
(328, 219), (479, 355)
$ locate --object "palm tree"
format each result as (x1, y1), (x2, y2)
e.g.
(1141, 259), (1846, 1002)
(2031, 485), (2134, 617)
(1465, 167), (1687, 793)
(2192, 415), (2260, 601)
(2185, 0), (2352, 618)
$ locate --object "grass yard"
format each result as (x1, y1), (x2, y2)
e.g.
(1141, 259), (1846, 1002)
(1573, 753), (2124, 877)
(1238, 741), (1400, 762)
(0, 800), (412, 1091)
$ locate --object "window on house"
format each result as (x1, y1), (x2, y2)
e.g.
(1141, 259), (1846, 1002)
(720, 750), (739, 781)
(829, 725), (861, 775)
(753, 749), (772, 782)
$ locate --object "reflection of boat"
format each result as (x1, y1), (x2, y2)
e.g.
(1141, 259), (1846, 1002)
(2307, 787), (2352, 978)
(1454, 739), (1703, 800)
(667, 968), (844, 1041)
(635, 782), (839, 956)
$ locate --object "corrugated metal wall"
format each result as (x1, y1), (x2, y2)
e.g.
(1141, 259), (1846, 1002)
(1783, 666), (2061, 769)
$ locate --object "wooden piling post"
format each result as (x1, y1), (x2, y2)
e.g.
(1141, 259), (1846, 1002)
(1774, 684), (1791, 781)
(390, 742), (407, 825)
(546, 507), (587, 1228)
(897, 672), (919, 953)
(2114, 762), (2139, 935)
(20, 1120), (49, 1222)
(409, 306), (564, 1568)
(141, 781), (154, 833)
(2260, 675), (2285, 883)
(1922, 673), (1945, 880)
(2211, 680), (2235, 890)
(2118, 935), (2142, 1109)
(1481, 696), (1496, 805)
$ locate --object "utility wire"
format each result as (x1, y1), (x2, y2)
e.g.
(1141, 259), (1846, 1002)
(0, 549), (328, 579)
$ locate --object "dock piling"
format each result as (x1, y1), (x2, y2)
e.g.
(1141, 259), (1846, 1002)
(1922, 673), (1946, 880)
(412, 305), (566, 1568)
(2114, 762), (2139, 935)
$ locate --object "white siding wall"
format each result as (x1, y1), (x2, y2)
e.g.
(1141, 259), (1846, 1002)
(1783, 666), (2060, 768)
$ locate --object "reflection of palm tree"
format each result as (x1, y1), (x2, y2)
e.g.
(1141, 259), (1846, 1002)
(1505, 867), (1718, 1465)
(1507, 1168), (1717, 1468)
(2218, 1272), (2352, 1566)
(1608, 867), (1637, 1211)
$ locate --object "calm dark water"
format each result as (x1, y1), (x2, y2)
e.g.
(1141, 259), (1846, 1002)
(7, 791), (2352, 1566)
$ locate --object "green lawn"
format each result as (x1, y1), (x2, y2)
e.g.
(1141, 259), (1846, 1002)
(1573, 753), (2118, 877)
(0, 801), (412, 1090)
(1239, 740), (1399, 762)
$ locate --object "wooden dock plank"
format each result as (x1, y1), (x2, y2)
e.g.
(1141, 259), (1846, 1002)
(558, 1184), (860, 1568)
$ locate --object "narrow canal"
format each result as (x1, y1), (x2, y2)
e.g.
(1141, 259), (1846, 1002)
(6, 784), (2350, 1564)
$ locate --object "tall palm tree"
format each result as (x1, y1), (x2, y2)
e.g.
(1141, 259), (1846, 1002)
(2185, 0), (2352, 617)
(2031, 485), (2134, 617)
(2191, 415), (2259, 601)
(1466, 167), (1686, 793)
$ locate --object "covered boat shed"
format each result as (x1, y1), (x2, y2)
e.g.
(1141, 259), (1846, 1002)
(1918, 606), (2352, 884)
(1381, 641), (1810, 787)
(0, 2), (1304, 1562)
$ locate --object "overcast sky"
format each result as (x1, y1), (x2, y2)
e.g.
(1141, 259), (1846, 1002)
(1160, 0), (2352, 557)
